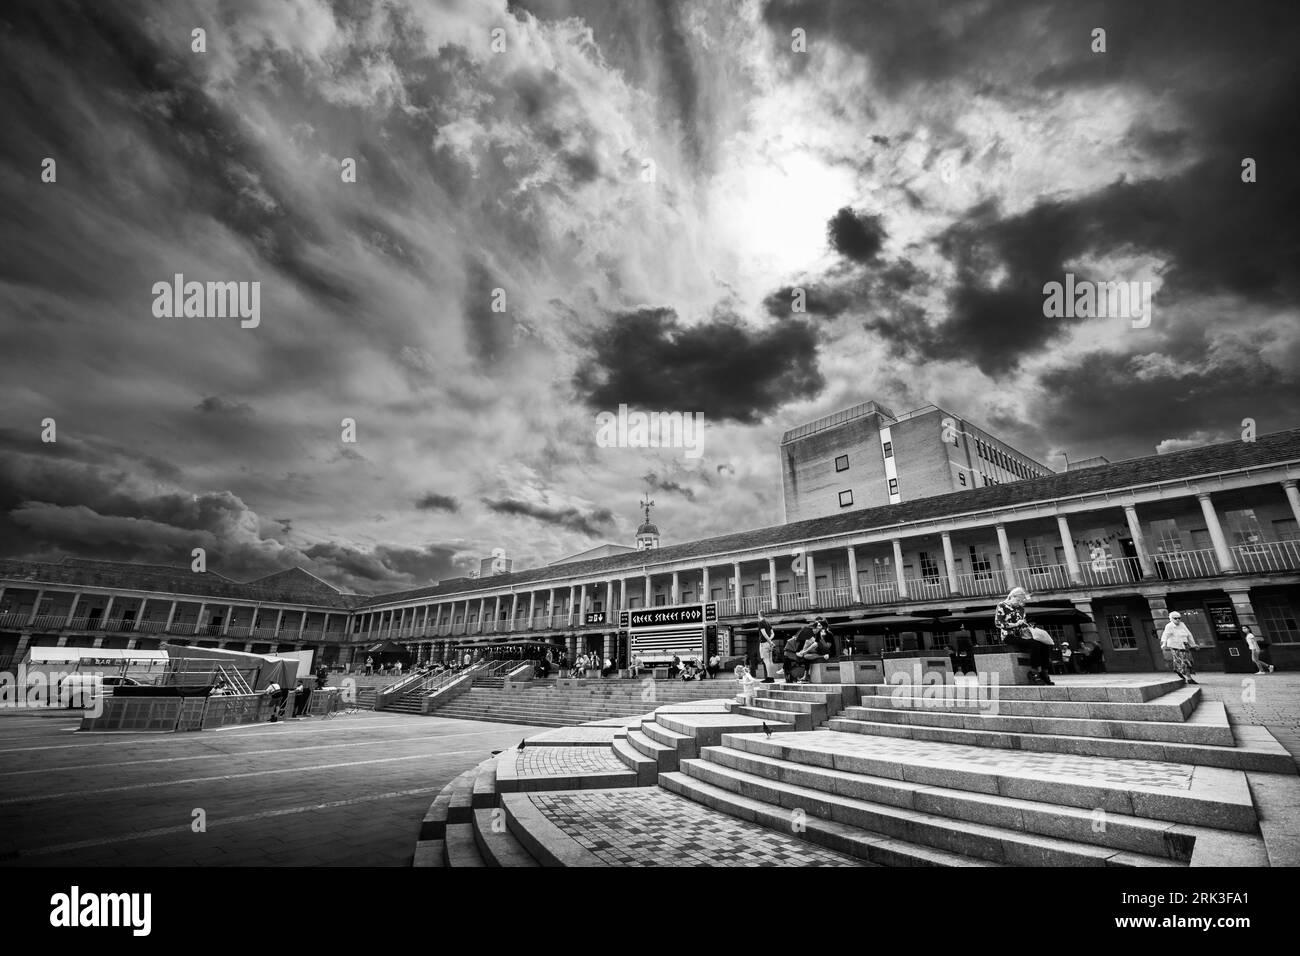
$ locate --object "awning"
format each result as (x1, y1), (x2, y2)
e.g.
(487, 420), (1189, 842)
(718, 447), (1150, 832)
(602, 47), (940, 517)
(854, 614), (944, 628)
(24, 647), (169, 663)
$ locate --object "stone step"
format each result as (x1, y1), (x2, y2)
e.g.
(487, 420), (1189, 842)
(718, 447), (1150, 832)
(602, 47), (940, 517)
(700, 742), (1254, 853)
(626, 729), (678, 771)
(641, 721), (698, 759)
(656, 712), (796, 749)
(676, 758), (1183, 867)
(755, 687), (845, 706)
(659, 772), (1001, 867)
(412, 789), (453, 867)
(473, 808), (540, 866)
(733, 705), (814, 731)
(718, 732), (1259, 832)
(852, 685), (1202, 722)
(611, 736), (659, 785)
(746, 695), (825, 717)
(827, 679), (1188, 704)
(826, 716), (1296, 773)
(837, 702), (1233, 746)
(444, 822), (487, 867)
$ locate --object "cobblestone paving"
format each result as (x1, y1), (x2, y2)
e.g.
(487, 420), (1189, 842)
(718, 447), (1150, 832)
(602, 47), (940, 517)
(515, 745), (626, 777)
(529, 789), (864, 866)
(1191, 672), (1300, 768)
(770, 730), (1197, 789)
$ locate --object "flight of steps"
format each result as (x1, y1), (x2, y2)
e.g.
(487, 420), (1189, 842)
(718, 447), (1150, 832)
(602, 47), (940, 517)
(418, 677), (1296, 867)
(426, 680), (734, 727)
(413, 757), (540, 867)
(657, 678), (1290, 866)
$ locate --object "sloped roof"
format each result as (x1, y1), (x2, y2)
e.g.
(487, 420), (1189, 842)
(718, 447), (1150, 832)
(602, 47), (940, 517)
(0, 557), (365, 608)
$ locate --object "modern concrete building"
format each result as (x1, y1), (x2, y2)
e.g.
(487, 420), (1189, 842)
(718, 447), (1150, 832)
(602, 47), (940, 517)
(780, 400), (1053, 522)
(3, 430), (1300, 676)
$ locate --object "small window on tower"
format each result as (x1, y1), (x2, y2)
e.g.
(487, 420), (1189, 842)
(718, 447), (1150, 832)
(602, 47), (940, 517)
(835, 455), (849, 472)
(882, 441), (893, 459)
(838, 489), (854, 507)
(888, 478), (898, 496)
(958, 472), (967, 487)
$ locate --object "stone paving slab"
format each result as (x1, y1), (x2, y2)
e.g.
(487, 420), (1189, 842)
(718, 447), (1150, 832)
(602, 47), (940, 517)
(743, 730), (1198, 790)
(525, 726), (623, 745)
(525, 787), (865, 866)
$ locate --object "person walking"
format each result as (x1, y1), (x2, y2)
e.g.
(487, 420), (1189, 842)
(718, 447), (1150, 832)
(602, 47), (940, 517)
(1159, 611), (1200, 684)
(1243, 627), (1274, 674)
(993, 587), (1054, 685)
(756, 613), (777, 682)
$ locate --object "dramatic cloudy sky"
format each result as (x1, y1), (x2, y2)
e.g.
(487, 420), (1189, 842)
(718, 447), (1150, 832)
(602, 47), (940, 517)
(1, 0), (1297, 592)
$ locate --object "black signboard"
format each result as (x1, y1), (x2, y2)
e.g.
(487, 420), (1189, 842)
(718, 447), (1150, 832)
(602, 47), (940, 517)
(584, 612), (606, 625)
(629, 605), (704, 628)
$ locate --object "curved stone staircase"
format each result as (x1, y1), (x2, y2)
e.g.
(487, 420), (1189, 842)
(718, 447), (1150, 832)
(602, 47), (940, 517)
(414, 675), (1298, 867)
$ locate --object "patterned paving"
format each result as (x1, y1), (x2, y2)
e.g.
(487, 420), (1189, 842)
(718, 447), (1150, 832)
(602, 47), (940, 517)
(515, 745), (627, 777)
(768, 730), (1197, 790)
(529, 789), (864, 866)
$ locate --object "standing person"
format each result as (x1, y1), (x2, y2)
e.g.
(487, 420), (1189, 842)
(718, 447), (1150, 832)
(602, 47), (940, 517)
(1243, 627), (1274, 674)
(756, 614), (778, 683)
(993, 587), (1054, 686)
(707, 652), (720, 679)
(1059, 642), (1074, 674)
(365, 655), (374, 676)
(395, 660), (403, 676)
(1160, 611), (1200, 683)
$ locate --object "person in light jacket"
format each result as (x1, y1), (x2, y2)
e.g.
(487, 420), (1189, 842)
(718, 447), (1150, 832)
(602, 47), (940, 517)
(1243, 627), (1274, 675)
(1159, 611), (1199, 684)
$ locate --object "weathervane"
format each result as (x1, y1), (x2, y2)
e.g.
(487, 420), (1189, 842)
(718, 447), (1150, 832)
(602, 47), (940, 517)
(640, 495), (655, 524)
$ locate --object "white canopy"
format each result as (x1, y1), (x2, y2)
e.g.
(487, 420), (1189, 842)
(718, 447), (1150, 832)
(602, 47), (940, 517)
(24, 647), (169, 663)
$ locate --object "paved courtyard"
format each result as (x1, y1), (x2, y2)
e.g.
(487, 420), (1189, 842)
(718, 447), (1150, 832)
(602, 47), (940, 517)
(1190, 672), (1300, 768)
(0, 710), (530, 866)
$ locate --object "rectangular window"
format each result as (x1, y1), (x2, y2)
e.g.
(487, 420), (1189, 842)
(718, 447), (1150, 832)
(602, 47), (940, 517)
(835, 454), (849, 472)
(1104, 613), (1138, 650)
(654, 594), (666, 606)
(1273, 518), (1299, 540)
(838, 489), (854, 507)
(1225, 509), (1264, 547)
(1022, 538), (1049, 572)
(958, 472), (967, 487)
(888, 478), (898, 496)
(1151, 518), (1183, 553)
(1256, 597), (1299, 644)
(919, 552), (941, 580)
(982, 475), (989, 486)
(882, 441), (893, 459)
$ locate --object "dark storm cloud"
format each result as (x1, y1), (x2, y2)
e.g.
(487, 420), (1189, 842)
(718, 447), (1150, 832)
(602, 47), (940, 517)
(758, 0), (1300, 376)
(827, 207), (886, 263)
(14, 4), (352, 299)
(415, 493), (460, 512)
(644, 471), (695, 502)
(0, 429), (467, 591)
(482, 497), (616, 537)
(572, 307), (824, 425)
(195, 396), (254, 416)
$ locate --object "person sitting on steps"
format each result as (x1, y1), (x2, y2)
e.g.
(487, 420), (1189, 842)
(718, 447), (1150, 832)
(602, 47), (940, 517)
(993, 587), (1054, 686)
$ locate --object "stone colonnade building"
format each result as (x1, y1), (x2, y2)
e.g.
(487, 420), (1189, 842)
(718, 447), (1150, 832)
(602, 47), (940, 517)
(2, 430), (1299, 674)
